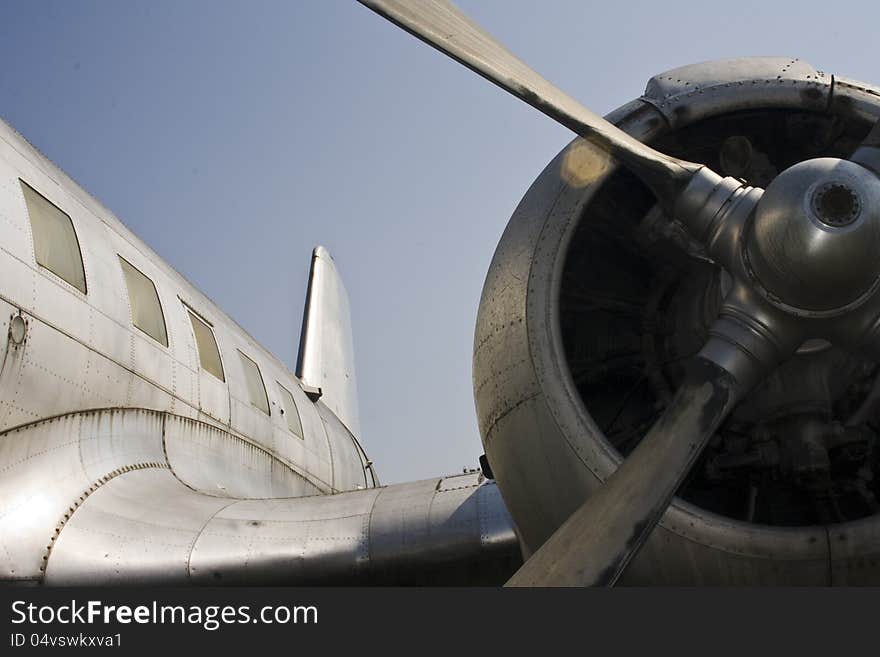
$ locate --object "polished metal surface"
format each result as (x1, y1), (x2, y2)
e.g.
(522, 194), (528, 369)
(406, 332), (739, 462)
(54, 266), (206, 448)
(746, 158), (880, 313)
(0, 410), (167, 582)
(359, 0), (880, 585)
(473, 54), (880, 584)
(641, 57), (831, 128)
(190, 473), (518, 585)
(296, 246), (361, 438)
(10, 0), (880, 586)
(0, 51), (521, 584)
(0, 106), (394, 584)
(0, 116), (371, 497)
(0, 407), (518, 585)
(43, 465), (519, 585)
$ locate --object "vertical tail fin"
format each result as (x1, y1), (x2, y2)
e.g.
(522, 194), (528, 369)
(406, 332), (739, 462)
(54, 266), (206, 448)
(296, 246), (361, 437)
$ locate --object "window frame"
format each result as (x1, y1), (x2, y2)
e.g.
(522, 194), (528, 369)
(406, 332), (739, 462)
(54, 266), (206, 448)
(20, 179), (88, 294)
(276, 381), (304, 439)
(237, 349), (270, 416)
(117, 255), (169, 347)
(182, 302), (226, 382)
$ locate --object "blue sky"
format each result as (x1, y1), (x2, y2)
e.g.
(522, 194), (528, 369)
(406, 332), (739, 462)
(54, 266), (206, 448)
(1, 0), (877, 483)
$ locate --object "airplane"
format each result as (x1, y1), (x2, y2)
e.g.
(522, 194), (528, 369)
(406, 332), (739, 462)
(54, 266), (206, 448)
(4, 0), (880, 586)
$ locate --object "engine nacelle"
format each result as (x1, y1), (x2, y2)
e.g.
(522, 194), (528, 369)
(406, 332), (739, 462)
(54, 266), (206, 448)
(475, 57), (880, 584)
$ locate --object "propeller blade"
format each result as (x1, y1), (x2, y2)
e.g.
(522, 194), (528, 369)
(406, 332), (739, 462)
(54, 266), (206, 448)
(860, 117), (880, 148)
(357, 0), (703, 207)
(852, 117), (880, 175)
(506, 357), (743, 587)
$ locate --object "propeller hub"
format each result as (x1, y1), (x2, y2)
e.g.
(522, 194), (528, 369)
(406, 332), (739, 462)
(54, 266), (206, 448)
(811, 181), (861, 227)
(745, 157), (880, 314)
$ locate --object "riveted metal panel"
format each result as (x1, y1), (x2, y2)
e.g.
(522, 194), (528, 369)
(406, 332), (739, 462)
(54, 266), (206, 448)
(0, 414), (91, 580)
(74, 347), (131, 411)
(0, 169), (34, 268)
(0, 246), (35, 332)
(0, 410), (165, 582)
(190, 491), (378, 584)
(424, 484), (482, 560)
(77, 408), (167, 481)
(85, 308), (134, 386)
(268, 409), (327, 485)
(476, 481), (519, 551)
(830, 77), (880, 126)
(71, 205), (134, 371)
(86, 351), (133, 409)
(190, 476), (519, 585)
(154, 289), (199, 415)
(0, 408), (517, 585)
(289, 385), (333, 488)
(7, 316), (91, 426)
(124, 370), (177, 416)
(163, 413), (323, 498)
(0, 310), (31, 429)
(0, 406), (339, 583)
(316, 401), (366, 492)
(438, 471), (482, 491)
(220, 487), (379, 523)
(419, 480), (520, 566)
(485, 392), (600, 552)
(79, 227), (132, 358)
(642, 57), (831, 128)
(130, 330), (174, 403)
(0, 300), (15, 379)
(33, 267), (90, 345)
(170, 358), (199, 419)
(264, 374), (333, 492)
(45, 468), (230, 586)
(622, 509), (830, 585)
(195, 370), (229, 424)
(369, 478), (439, 565)
(228, 394), (267, 446)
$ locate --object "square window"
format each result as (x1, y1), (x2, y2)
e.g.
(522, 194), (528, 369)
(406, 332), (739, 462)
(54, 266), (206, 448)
(21, 180), (87, 293)
(119, 256), (168, 346)
(238, 350), (269, 415)
(277, 382), (304, 438)
(186, 308), (225, 381)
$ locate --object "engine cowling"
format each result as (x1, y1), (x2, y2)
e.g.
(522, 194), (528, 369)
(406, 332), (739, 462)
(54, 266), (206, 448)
(475, 57), (880, 585)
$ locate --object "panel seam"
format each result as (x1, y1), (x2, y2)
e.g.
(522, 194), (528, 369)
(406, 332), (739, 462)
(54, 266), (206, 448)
(41, 461), (169, 582)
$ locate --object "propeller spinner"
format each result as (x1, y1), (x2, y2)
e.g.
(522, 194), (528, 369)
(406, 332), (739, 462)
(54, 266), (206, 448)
(358, 0), (880, 586)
